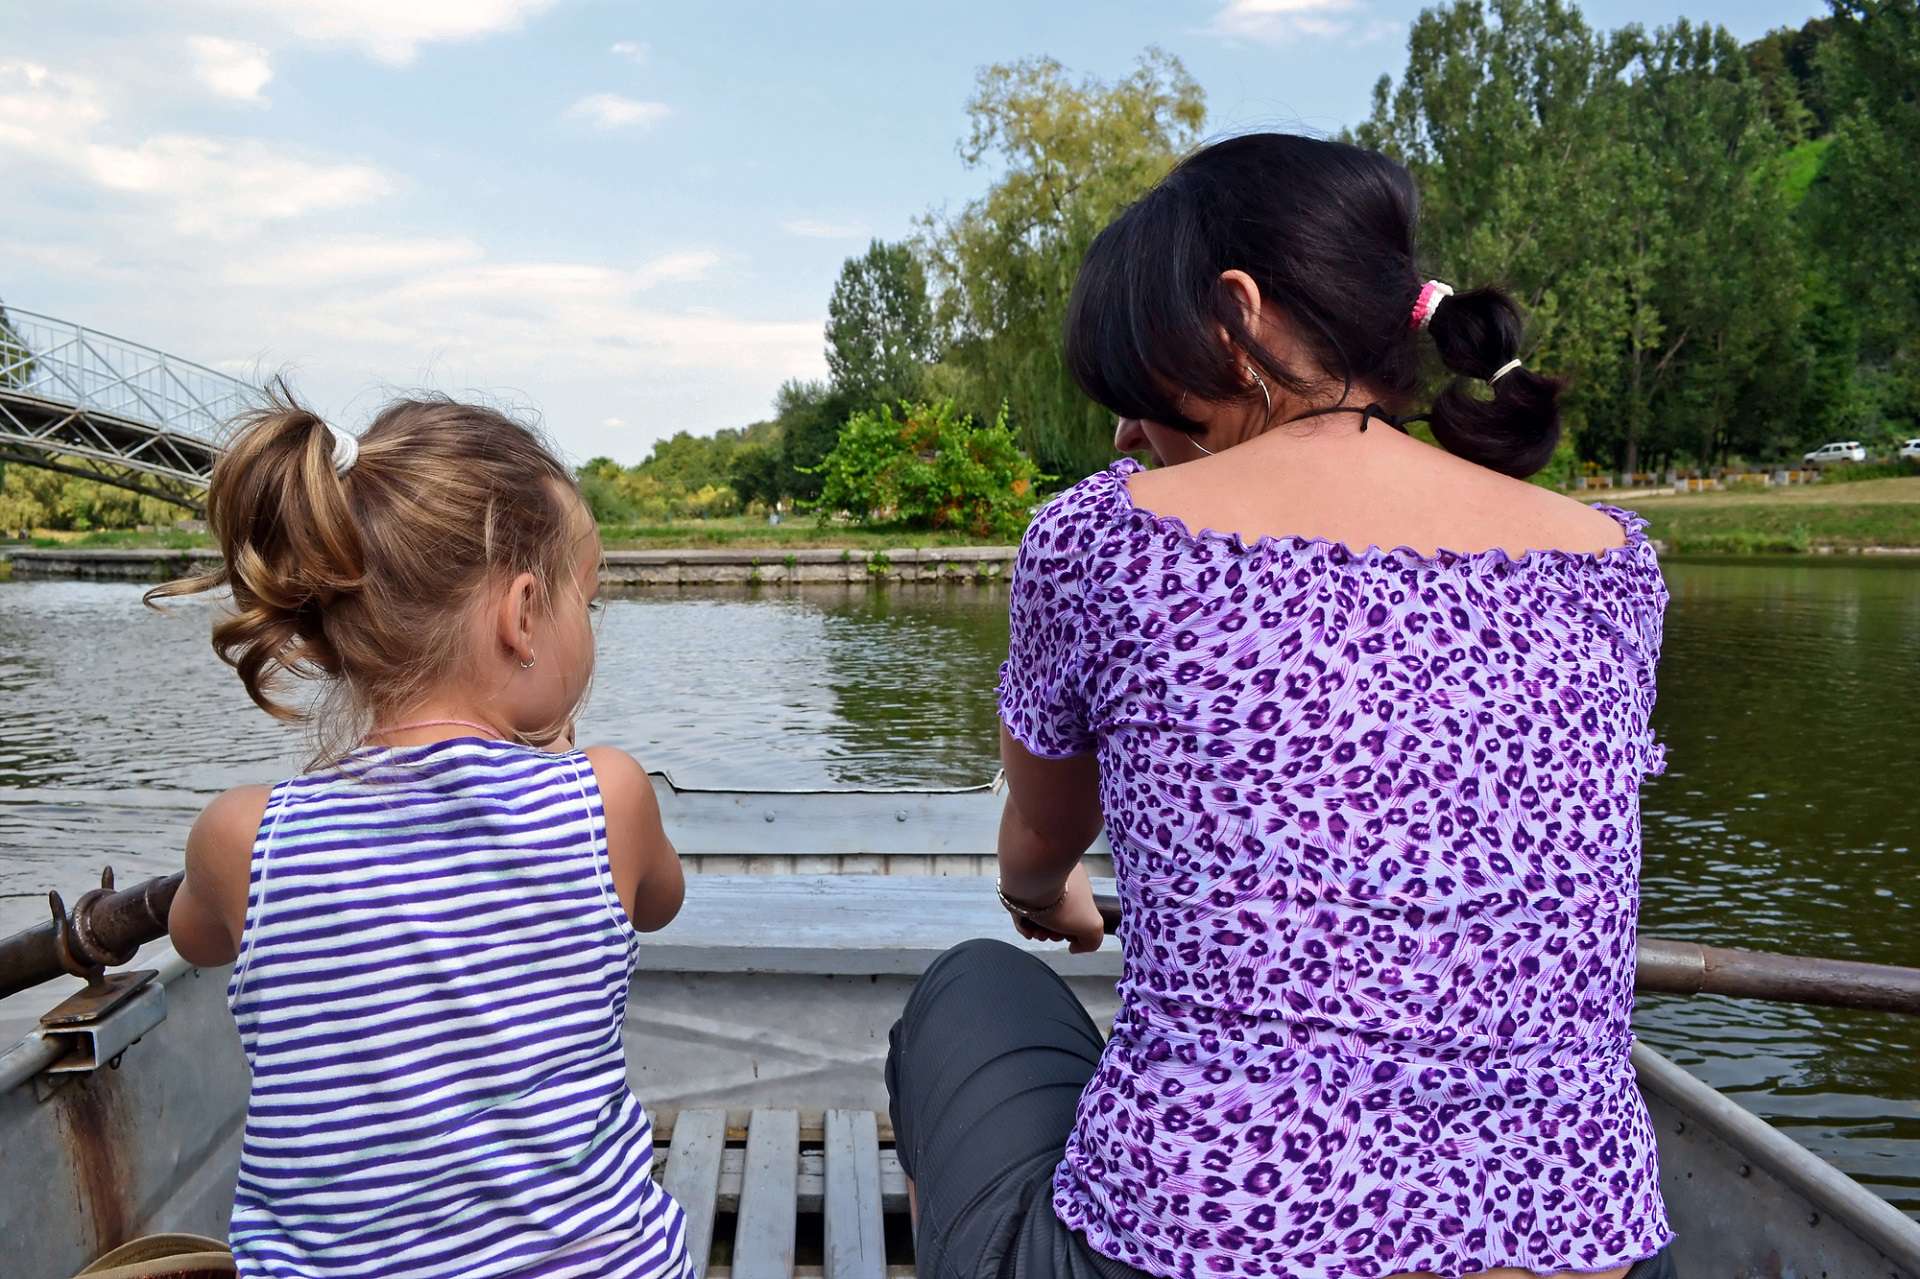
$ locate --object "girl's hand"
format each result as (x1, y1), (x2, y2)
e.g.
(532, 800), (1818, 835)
(1007, 863), (1103, 954)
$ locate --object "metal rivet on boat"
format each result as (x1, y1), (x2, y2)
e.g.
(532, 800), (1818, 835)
(1808, 1211), (1820, 1227)
(763, 811), (775, 823)
(895, 810), (908, 822)
(1738, 1163), (1752, 1178)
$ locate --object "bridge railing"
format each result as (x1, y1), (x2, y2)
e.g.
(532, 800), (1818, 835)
(0, 309), (259, 446)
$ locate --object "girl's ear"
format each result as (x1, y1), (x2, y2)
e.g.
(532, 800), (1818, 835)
(1217, 269), (1266, 352)
(495, 571), (540, 665)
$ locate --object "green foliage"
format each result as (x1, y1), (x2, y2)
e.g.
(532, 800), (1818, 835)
(811, 399), (1044, 540)
(1814, 459), (1920, 484)
(1780, 136), (1833, 204)
(729, 442), (783, 510)
(1357, 2), (1811, 473)
(1806, 1), (1920, 355)
(573, 423), (777, 524)
(0, 464), (192, 535)
(774, 378), (856, 503)
(921, 49), (1206, 477)
(826, 241), (939, 404)
(0, 303), (32, 389)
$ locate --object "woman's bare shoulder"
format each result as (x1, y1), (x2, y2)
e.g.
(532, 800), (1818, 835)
(1486, 473), (1632, 555)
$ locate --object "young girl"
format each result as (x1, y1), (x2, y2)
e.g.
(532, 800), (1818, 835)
(152, 390), (693, 1279)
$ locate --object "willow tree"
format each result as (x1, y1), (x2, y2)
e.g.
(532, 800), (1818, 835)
(922, 50), (1206, 477)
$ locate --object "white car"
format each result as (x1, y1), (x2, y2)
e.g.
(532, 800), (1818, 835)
(1900, 438), (1920, 462)
(1804, 441), (1867, 465)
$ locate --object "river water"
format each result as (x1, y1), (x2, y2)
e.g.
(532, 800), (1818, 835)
(1, 559), (1916, 1210)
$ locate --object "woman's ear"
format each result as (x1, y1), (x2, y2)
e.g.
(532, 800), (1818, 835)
(1218, 270), (1266, 347)
(495, 571), (539, 665)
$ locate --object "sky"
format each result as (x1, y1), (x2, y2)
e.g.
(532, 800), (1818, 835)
(1, 0), (1828, 466)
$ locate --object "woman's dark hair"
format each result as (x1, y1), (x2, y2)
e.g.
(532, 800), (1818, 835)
(1063, 132), (1563, 478)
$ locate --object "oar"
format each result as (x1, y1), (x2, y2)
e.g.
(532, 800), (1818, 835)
(1092, 891), (1920, 1017)
(0, 869), (182, 1000)
(4, 872), (1917, 1018)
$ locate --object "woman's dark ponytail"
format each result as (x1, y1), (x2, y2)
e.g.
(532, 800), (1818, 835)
(1424, 286), (1564, 479)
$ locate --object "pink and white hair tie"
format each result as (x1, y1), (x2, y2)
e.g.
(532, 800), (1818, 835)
(1409, 280), (1453, 331)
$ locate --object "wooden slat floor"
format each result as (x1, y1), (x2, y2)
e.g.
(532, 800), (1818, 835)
(656, 1108), (913, 1278)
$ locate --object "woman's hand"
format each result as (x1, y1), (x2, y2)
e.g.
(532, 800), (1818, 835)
(1006, 863), (1103, 954)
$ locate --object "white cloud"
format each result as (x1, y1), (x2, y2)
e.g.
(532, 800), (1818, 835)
(183, 0), (560, 66)
(602, 416), (627, 428)
(0, 60), (389, 233)
(87, 138), (389, 231)
(219, 235), (485, 287)
(781, 218), (869, 240)
(566, 92), (671, 130)
(188, 36), (273, 102)
(610, 41), (649, 63)
(1208, 0), (1363, 42)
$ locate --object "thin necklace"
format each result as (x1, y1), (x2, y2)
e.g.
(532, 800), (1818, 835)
(1192, 401), (1421, 456)
(365, 717), (508, 743)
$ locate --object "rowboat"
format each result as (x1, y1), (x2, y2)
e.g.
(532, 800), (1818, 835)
(4, 777), (1918, 1279)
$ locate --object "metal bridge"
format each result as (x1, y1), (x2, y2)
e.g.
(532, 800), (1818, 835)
(0, 308), (258, 513)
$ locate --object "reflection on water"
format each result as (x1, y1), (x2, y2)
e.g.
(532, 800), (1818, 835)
(1, 558), (1916, 1209)
(1633, 559), (1920, 1211)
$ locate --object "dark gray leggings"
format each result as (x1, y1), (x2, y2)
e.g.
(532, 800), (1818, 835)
(885, 938), (1677, 1279)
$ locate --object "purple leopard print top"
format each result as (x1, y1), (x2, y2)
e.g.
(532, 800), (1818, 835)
(998, 460), (1673, 1279)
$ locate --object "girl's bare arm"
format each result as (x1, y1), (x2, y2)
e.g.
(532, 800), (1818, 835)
(170, 785), (270, 966)
(587, 745), (685, 932)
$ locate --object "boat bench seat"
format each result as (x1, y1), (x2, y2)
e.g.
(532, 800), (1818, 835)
(655, 1107), (904, 1279)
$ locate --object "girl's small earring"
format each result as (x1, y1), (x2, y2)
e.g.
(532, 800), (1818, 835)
(519, 656), (536, 670)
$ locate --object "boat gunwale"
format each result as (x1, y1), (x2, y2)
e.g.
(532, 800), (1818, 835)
(1633, 1041), (1920, 1269)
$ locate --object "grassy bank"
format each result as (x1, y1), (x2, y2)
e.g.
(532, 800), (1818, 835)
(1632, 476), (1920, 554)
(11, 477), (1920, 559)
(20, 528), (214, 550)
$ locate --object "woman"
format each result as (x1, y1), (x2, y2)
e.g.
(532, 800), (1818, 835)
(886, 134), (1674, 1279)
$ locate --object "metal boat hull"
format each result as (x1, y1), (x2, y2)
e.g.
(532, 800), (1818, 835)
(6, 878), (1918, 1279)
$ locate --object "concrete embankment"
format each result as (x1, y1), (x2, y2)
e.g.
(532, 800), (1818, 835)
(3, 545), (1018, 585)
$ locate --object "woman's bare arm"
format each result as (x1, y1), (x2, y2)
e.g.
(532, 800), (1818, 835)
(996, 726), (1105, 952)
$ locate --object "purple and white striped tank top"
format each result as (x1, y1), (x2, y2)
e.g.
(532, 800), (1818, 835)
(226, 737), (692, 1279)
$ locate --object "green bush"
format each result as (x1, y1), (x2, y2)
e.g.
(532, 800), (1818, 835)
(810, 400), (1044, 540)
(1809, 459), (1920, 485)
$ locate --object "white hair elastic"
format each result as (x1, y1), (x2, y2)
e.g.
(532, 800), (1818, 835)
(1489, 358), (1524, 384)
(326, 423), (360, 475)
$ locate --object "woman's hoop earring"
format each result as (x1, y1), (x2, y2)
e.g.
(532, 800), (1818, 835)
(519, 656), (536, 670)
(1246, 364), (1273, 419)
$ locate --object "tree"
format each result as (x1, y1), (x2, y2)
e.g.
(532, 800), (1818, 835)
(825, 240), (938, 405)
(728, 441), (783, 510)
(923, 49), (1206, 476)
(1356, 1), (1651, 468)
(1809, 2), (1920, 365)
(1356, 1), (1806, 473)
(774, 378), (854, 503)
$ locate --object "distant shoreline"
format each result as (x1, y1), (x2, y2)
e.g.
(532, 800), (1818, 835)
(7, 540), (1919, 586)
(0, 545), (1018, 586)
